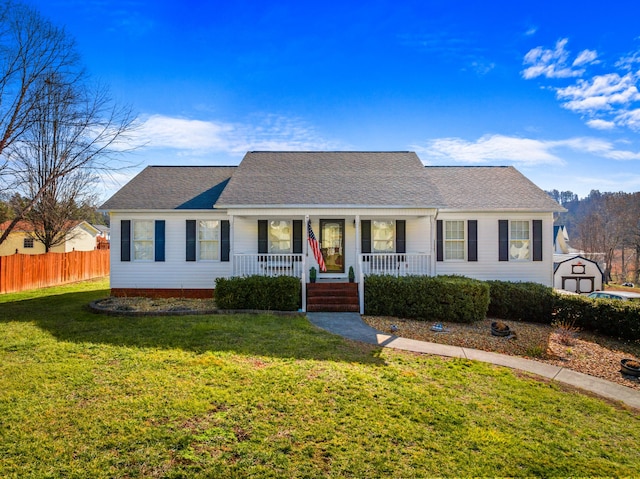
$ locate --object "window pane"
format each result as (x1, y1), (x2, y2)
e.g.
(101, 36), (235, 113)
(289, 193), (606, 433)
(198, 221), (220, 260)
(269, 220), (291, 253)
(445, 221), (464, 240)
(134, 240), (153, 260)
(510, 221), (530, 260)
(372, 220), (394, 253)
(444, 221), (465, 260)
(134, 220), (153, 240)
(133, 221), (154, 260)
(198, 220), (219, 240)
(200, 241), (219, 260)
(445, 241), (464, 260)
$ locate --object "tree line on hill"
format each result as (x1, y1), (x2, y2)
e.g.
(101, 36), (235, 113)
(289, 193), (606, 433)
(547, 189), (640, 283)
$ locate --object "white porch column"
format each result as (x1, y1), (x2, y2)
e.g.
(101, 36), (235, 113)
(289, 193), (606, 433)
(355, 215), (364, 314)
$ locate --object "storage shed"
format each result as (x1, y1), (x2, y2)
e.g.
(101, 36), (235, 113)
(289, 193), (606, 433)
(553, 255), (603, 294)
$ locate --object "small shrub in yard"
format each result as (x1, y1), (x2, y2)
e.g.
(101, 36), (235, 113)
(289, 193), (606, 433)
(364, 274), (489, 323)
(552, 318), (581, 346)
(487, 280), (555, 323)
(552, 293), (640, 341)
(214, 275), (301, 311)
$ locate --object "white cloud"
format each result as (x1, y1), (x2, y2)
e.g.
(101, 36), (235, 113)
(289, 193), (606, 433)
(415, 135), (564, 165)
(414, 134), (640, 165)
(555, 73), (640, 113)
(522, 38), (587, 79)
(573, 49), (598, 67)
(586, 119), (616, 130)
(134, 113), (341, 155)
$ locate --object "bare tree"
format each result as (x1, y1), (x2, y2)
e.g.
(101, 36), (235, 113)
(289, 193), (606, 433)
(575, 193), (629, 282)
(0, 1), (137, 246)
(0, 0), (78, 167)
(3, 70), (136, 248)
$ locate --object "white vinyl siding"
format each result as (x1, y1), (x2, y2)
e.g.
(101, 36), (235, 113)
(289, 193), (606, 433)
(110, 213), (232, 289)
(435, 212), (554, 286)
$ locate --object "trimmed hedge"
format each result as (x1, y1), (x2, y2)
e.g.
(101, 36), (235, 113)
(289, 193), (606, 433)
(364, 275), (490, 323)
(214, 275), (301, 311)
(553, 294), (640, 341)
(486, 280), (556, 324)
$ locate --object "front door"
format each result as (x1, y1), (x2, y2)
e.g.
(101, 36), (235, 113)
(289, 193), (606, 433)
(320, 219), (344, 273)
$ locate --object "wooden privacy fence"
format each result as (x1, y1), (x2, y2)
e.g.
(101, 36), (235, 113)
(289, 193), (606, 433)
(0, 250), (110, 294)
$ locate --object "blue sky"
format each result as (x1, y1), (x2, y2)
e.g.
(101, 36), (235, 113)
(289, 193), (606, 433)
(30, 0), (640, 200)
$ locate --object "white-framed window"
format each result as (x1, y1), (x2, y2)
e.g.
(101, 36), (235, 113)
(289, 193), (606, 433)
(444, 220), (465, 260)
(133, 220), (154, 261)
(198, 220), (220, 260)
(510, 220), (530, 260)
(372, 220), (394, 253)
(268, 220), (291, 253)
(23, 237), (34, 248)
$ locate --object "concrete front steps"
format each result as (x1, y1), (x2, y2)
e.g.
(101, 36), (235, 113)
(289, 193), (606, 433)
(306, 282), (359, 312)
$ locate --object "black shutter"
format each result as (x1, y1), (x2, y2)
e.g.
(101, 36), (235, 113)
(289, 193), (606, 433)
(361, 220), (371, 254)
(436, 220), (443, 262)
(532, 220), (543, 262)
(155, 220), (165, 262)
(293, 220), (303, 254)
(468, 220), (478, 262)
(186, 220), (196, 261)
(221, 220), (230, 262)
(499, 220), (509, 261)
(258, 220), (268, 256)
(396, 220), (406, 254)
(121, 220), (131, 262)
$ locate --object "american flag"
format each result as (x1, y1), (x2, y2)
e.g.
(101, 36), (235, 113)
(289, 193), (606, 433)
(307, 220), (326, 272)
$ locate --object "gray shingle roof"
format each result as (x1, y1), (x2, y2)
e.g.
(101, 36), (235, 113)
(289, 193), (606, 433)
(99, 153), (564, 212)
(215, 151), (444, 207)
(425, 166), (565, 211)
(100, 166), (236, 210)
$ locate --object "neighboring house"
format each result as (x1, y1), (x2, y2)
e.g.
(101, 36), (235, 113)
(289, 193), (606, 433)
(100, 151), (565, 311)
(94, 224), (111, 241)
(0, 220), (101, 256)
(553, 255), (603, 294)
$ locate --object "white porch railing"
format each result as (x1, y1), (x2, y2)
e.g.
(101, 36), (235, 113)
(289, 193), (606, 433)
(233, 254), (304, 278)
(359, 253), (431, 277)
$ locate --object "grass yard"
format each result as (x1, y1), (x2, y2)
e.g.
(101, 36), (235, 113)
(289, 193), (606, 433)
(1, 280), (639, 478)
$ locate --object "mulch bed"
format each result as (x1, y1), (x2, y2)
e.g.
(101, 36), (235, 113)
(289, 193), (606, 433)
(363, 316), (640, 391)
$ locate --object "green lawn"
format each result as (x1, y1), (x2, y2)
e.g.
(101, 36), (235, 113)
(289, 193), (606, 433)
(1, 279), (639, 478)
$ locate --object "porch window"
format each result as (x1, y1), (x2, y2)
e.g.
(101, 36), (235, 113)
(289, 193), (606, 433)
(444, 220), (465, 260)
(510, 221), (530, 260)
(198, 220), (220, 260)
(133, 220), (154, 260)
(372, 220), (394, 253)
(269, 220), (291, 253)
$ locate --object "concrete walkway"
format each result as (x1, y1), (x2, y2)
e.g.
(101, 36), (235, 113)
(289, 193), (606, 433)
(306, 312), (640, 409)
